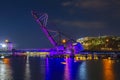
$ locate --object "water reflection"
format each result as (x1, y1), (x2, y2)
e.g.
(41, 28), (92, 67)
(25, 56), (30, 80)
(102, 59), (115, 80)
(47, 58), (64, 80)
(64, 57), (71, 80)
(0, 58), (12, 80)
(46, 57), (50, 80)
(78, 62), (87, 80)
(0, 56), (120, 80)
(29, 57), (46, 80)
(10, 57), (26, 80)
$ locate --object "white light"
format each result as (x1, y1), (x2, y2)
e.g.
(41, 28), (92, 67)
(1, 56), (5, 58)
(26, 51), (29, 54)
(1, 44), (7, 48)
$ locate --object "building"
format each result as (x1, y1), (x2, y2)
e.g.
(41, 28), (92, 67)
(0, 40), (13, 51)
(77, 36), (120, 51)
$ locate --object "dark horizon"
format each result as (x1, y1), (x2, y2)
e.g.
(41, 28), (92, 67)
(0, 0), (120, 49)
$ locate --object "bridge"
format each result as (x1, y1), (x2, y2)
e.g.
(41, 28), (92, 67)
(12, 48), (51, 53)
(0, 11), (119, 59)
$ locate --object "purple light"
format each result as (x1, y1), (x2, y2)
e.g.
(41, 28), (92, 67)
(64, 57), (72, 80)
(45, 58), (50, 80)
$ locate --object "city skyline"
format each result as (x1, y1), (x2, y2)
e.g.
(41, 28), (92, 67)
(0, 0), (120, 49)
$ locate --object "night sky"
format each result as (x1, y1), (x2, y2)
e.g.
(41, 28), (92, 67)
(0, 0), (120, 49)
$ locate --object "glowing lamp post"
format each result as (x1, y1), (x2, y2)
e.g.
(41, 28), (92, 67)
(62, 39), (67, 44)
(5, 39), (9, 43)
(106, 39), (109, 42)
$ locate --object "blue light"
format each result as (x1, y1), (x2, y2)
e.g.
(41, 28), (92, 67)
(78, 62), (87, 80)
(76, 42), (84, 51)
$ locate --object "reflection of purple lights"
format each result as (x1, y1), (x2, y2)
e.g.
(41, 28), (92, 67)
(64, 57), (72, 80)
(46, 58), (50, 80)
(46, 58), (49, 71)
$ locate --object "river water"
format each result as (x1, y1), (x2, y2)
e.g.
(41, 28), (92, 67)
(0, 56), (120, 80)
